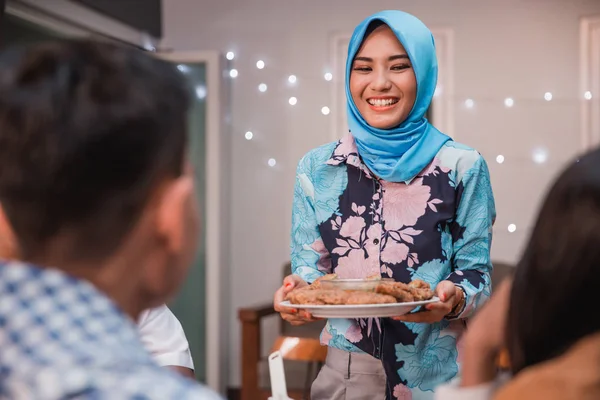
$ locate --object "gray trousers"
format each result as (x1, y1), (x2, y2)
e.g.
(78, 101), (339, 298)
(311, 347), (387, 400)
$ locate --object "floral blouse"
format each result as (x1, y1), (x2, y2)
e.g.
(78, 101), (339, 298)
(291, 134), (496, 400)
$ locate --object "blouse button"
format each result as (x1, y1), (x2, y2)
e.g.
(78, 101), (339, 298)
(373, 238), (380, 245)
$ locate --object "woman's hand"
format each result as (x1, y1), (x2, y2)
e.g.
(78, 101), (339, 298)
(392, 280), (462, 323)
(273, 274), (321, 326)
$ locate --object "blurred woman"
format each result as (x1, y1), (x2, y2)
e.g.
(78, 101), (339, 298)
(437, 149), (600, 400)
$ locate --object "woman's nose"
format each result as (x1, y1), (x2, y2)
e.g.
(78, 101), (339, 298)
(370, 70), (393, 92)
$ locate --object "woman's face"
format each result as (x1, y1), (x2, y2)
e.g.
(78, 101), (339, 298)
(350, 24), (417, 130)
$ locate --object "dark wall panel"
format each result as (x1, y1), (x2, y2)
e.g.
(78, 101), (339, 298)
(72, 0), (161, 38)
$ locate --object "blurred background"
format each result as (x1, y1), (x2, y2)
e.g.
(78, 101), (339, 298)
(1, 0), (600, 398)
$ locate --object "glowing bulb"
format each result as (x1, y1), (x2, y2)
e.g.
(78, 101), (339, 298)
(544, 92), (553, 101)
(289, 97), (297, 106)
(465, 99), (474, 109)
(288, 75), (297, 84)
(256, 60), (265, 69)
(504, 98), (514, 108)
(258, 83), (267, 92)
(177, 64), (190, 73)
(508, 224), (516, 233)
(195, 85), (207, 99)
(321, 106), (330, 115)
(245, 131), (253, 140)
(229, 69), (238, 78)
(226, 52), (235, 60)
(496, 155), (505, 164)
(532, 148), (548, 164)
(324, 72), (333, 81)
(585, 91), (593, 100)
(268, 158), (277, 167)
(434, 86), (442, 97)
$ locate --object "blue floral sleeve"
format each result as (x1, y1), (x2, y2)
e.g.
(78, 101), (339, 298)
(446, 155), (496, 318)
(290, 154), (330, 283)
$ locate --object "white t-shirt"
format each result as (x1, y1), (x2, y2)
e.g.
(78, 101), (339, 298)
(137, 304), (194, 370)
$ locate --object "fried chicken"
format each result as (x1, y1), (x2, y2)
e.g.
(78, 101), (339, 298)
(375, 280), (434, 302)
(286, 288), (350, 305)
(374, 281), (415, 302)
(285, 275), (433, 305)
(344, 291), (397, 305)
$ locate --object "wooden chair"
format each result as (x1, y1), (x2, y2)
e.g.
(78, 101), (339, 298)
(491, 261), (515, 370)
(238, 263), (327, 400)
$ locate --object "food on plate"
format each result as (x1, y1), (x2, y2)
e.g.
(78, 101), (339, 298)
(375, 279), (434, 302)
(285, 275), (435, 305)
(344, 291), (397, 305)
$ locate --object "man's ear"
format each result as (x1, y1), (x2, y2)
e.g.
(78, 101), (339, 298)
(155, 176), (196, 255)
(0, 204), (18, 260)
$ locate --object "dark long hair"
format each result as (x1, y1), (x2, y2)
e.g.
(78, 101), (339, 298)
(506, 149), (600, 374)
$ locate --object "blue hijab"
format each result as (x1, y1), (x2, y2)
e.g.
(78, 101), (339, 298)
(346, 10), (451, 182)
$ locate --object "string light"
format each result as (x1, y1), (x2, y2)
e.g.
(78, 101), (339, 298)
(256, 60), (265, 69)
(585, 91), (593, 100)
(465, 99), (475, 109)
(496, 155), (505, 164)
(544, 92), (553, 101)
(245, 131), (253, 140)
(508, 224), (516, 233)
(226, 52), (235, 60)
(532, 148), (548, 164)
(324, 72), (333, 81)
(268, 158), (277, 167)
(504, 98), (514, 108)
(288, 75), (297, 84)
(321, 106), (331, 115)
(195, 86), (207, 99)
(258, 83), (267, 92)
(289, 97), (297, 106)
(177, 65), (190, 73)
(229, 69), (238, 78)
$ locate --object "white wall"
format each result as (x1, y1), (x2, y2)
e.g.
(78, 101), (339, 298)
(162, 0), (600, 388)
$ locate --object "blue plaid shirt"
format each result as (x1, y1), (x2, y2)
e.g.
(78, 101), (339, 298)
(0, 261), (222, 399)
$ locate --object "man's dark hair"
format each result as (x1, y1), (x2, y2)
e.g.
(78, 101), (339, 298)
(0, 39), (190, 261)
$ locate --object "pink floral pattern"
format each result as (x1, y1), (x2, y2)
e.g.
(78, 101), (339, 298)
(393, 384), (412, 400)
(321, 326), (333, 346)
(420, 157), (451, 177)
(310, 239), (332, 273)
(382, 179), (432, 231)
(346, 324), (363, 343)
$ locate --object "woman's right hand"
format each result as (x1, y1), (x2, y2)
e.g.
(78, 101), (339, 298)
(273, 274), (320, 326)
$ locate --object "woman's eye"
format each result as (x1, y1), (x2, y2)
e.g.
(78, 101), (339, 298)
(353, 66), (371, 72)
(391, 64), (411, 71)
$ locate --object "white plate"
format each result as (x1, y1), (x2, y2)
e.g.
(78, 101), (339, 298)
(279, 297), (440, 318)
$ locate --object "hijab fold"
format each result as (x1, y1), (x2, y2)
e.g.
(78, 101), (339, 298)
(346, 10), (451, 182)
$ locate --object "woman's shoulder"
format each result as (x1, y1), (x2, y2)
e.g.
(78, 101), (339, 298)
(436, 140), (488, 178)
(297, 141), (339, 170)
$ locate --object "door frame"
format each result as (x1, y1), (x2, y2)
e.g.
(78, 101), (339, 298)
(157, 51), (228, 393)
(580, 14), (600, 150)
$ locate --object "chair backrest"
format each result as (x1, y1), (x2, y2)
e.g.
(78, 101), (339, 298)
(280, 262), (327, 338)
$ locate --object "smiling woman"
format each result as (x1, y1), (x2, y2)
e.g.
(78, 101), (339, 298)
(349, 21), (417, 130)
(274, 9), (496, 400)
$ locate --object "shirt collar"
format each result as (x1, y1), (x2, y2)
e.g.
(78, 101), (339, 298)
(326, 133), (420, 184)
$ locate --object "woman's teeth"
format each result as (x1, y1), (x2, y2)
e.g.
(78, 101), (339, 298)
(367, 98), (399, 107)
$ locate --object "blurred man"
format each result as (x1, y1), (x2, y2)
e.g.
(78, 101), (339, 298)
(0, 208), (196, 379)
(0, 39), (220, 399)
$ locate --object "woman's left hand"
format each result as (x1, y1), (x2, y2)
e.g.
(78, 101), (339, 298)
(392, 280), (461, 323)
